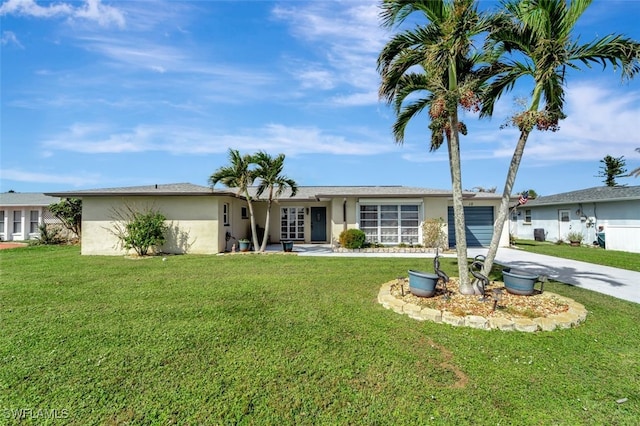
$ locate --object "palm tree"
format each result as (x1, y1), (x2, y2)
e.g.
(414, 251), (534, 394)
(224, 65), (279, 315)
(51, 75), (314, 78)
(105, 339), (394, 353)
(378, 0), (493, 292)
(630, 148), (640, 178)
(480, 0), (640, 275)
(252, 151), (298, 252)
(209, 148), (260, 251)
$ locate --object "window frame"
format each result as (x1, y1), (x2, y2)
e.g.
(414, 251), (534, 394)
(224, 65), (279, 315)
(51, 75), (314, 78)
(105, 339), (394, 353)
(358, 203), (421, 245)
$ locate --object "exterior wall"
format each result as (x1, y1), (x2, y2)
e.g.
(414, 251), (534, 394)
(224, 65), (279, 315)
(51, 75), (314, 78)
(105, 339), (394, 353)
(0, 206), (52, 241)
(329, 196), (508, 248)
(81, 196), (220, 255)
(513, 200), (640, 253)
(262, 200), (332, 244)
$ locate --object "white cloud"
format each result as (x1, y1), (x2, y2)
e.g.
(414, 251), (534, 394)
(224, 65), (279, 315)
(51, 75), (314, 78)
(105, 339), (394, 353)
(1, 168), (101, 186)
(40, 122), (396, 157)
(0, 30), (23, 47)
(273, 1), (385, 105)
(0, 0), (124, 27)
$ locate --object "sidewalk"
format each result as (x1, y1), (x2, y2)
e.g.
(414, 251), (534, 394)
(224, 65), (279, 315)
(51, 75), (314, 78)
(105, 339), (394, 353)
(267, 244), (640, 304)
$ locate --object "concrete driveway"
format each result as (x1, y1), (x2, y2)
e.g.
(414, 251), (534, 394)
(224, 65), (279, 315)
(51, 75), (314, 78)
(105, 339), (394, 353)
(268, 244), (639, 304)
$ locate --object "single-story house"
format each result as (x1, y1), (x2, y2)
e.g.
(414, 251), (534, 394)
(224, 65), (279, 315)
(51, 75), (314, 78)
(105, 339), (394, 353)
(510, 185), (640, 253)
(0, 192), (61, 241)
(46, 183), (510, 255)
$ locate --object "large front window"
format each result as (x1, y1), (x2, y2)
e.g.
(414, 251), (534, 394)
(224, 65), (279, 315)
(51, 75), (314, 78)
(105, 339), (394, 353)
(359, 204), (420, 244)
(281, 207), (304, 240)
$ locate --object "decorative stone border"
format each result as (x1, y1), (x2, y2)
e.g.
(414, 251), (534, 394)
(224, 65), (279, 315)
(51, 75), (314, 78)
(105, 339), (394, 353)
(377, 280), (587, 332)
(334, 247), (447, 254)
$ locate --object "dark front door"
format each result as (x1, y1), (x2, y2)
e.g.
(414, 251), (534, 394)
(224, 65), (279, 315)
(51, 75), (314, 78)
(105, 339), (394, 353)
(310, 207), (327, 242)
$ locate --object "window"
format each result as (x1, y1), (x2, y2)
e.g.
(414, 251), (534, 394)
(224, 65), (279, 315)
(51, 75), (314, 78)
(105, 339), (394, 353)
(359, 204), (420, 244)
(524, 209), (532, 224)
(0, 211), (4, 234)
(241, 207), (248, 219)
(30, 210), (39, 233)
(223, 203), (229, 226)
(13, 211), (21, 234)
(281, 207), (304, 240)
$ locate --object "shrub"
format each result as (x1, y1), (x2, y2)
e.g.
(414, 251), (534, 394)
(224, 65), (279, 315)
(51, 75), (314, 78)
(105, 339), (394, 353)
(110, 204), (168, 256)
(339, 229), (366, 249)
(30, 223), (64, 246)
(422, 218), (446, 249)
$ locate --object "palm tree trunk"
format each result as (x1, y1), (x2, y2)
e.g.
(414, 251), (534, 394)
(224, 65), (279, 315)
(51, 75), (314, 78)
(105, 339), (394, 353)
(245, 194), (259, 252)
(447, 112), (471, 291)
(260, 199), (272, 252)
(482, 128), (531, 276)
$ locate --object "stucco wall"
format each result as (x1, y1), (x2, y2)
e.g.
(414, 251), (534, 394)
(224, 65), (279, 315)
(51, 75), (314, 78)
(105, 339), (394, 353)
(81, 196), (220, 255)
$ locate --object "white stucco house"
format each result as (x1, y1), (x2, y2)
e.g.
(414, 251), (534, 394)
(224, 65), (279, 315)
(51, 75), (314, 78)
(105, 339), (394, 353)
(0, 192), (61, 241)
(46, 183), (510, 255)
(510, 185), (640, 253)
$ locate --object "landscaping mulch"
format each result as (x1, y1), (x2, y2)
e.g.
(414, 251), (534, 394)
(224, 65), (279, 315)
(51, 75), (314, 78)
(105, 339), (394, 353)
(391, 277), (570, 319)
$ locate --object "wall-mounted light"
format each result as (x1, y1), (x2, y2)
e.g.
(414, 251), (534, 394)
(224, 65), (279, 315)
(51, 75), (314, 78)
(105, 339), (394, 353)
(305, 207), (309, 215)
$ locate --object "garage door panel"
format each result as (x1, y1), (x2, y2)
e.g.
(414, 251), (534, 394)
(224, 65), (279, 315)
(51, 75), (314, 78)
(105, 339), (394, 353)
(447, 206), (494, 248)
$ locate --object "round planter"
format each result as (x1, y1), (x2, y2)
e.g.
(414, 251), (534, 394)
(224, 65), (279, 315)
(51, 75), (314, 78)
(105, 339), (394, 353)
(408, 269), (439, 297)
(502, 270), (539, 295)
(281, 241), (294, 252)
(238, 241), (251, 252)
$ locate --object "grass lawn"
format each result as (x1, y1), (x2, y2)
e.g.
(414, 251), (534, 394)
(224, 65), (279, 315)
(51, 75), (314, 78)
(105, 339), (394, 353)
(1, 245), (639, 425)
(513, 239), (640, 272)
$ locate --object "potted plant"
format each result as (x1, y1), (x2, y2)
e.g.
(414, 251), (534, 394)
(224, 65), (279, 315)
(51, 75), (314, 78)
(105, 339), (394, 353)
(502, 268), (542, 295)
(281, 240), (294, 252)
(238, 239), (251, 252)
(407, 269), (439, 297)
(567, 231), (583, 246)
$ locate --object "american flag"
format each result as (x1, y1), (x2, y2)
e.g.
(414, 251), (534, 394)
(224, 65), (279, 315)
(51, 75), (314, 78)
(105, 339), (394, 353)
(518, 191), (529, 206)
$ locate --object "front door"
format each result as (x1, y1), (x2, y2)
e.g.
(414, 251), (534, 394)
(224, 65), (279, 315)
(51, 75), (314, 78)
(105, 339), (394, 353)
(310, 207), (327, 242)
(558, 209), (571, 240)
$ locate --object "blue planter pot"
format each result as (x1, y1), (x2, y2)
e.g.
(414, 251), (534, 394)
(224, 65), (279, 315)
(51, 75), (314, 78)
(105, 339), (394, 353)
(408, 269), (439, 297)
(281, 241), (294, 252)
(502, 270), (539, 295)
(238, 241), (251, 252)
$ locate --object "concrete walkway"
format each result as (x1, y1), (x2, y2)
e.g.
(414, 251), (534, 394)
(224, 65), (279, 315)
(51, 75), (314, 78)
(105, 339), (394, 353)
(265, 244), (639, 304)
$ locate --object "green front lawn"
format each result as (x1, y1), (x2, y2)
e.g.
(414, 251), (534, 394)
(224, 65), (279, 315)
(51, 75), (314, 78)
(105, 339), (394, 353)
(513, 239), (640, 272)
(1, 245), (638, 425)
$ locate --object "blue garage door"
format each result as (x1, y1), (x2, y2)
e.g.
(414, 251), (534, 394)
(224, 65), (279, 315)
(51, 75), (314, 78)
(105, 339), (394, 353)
(447, 206), (494, 248)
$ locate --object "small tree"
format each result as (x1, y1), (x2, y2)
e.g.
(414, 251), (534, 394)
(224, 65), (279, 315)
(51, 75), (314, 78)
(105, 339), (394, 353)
(48, 198), (82, 239)
(597, 155), (627, 187)
(110, 204), (168, 256)
(421, 218), (446, 249)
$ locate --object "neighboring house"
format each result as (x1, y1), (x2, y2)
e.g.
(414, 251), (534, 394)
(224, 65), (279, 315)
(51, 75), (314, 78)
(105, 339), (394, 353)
(46, 183), (510, 255)
(510, 185), (640, 253)
(0, 193), (61, 241)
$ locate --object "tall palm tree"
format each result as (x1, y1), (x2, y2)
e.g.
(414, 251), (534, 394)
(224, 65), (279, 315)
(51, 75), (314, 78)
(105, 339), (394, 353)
(630, 148), (640, 178)
(480, 0), (640, 275)
(252, 151), (298, 252)
(209, 148), (260, 251)
(378, 0), (493, 292)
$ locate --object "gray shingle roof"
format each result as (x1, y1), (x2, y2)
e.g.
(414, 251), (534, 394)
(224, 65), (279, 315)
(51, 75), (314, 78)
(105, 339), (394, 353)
(0, 192), (60, 206)
(46, 183), (222, 197)
(525, 185), (640, 206)
(45, 183), (506, 200)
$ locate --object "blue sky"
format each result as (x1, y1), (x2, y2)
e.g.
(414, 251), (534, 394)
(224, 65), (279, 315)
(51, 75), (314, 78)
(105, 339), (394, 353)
(2, 0), (639, 196)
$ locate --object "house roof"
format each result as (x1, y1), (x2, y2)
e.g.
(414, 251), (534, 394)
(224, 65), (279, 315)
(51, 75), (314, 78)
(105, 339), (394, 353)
(525, 185), (640, 206)
(46, 183), (506, 201)
(46, 183), (224, 197)
(0, 192), (60, 207)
